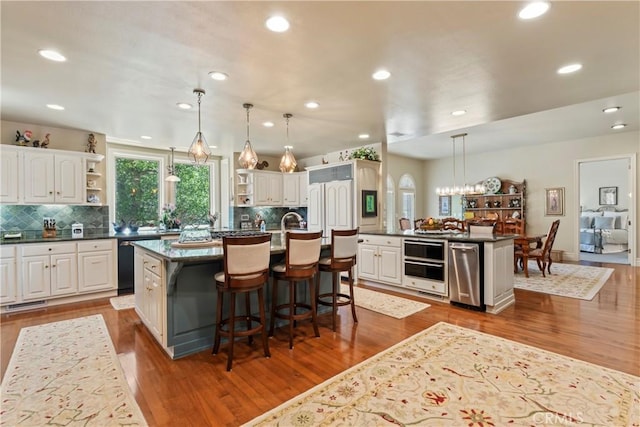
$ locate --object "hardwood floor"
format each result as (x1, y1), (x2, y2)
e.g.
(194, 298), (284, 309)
(1, 261), (638, 426)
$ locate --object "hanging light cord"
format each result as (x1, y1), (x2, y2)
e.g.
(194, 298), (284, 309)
(246, 105), (251, 142)
(286, 115), (290, 143)
(197, 92), (203, 135)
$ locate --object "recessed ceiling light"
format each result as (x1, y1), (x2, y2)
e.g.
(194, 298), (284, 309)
(372, 69), (391, 80)
(140, 135), (152, 140)
(305, 101), (319, 109)
(611, 123), (627, 130)
(208, 71), (228, 81)
(46, 104), (65, 110)
(38, 49), (66, 62)
(358, 134), (370, 139)
(557, 63), (582, 74)
(603, 106), (621, 113)
(263, 121), (274, 128)
(451, 110), (467, 116)
(177, 103), (192, 110)
(211, 145), (217, 149)
(266, 16), (290, 32)
(518, 2), (550, 20)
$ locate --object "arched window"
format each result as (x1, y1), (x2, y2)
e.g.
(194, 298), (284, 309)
(399, 174), (416, 225)
(386, 174), (395, 233)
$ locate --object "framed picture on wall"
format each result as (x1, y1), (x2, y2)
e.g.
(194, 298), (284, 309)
(362, 190), (378, 217)
(545, 187), (564, 216)
(438, 195), (451, 216)
(599, 186), (618, 205)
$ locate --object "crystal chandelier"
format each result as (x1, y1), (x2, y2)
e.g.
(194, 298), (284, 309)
(165, 146), (180, 182)
(238, 103), (258, 169)
(187, 89), (211, 165)
(435, 133), (485, 196)
(279, 113), (297, 173)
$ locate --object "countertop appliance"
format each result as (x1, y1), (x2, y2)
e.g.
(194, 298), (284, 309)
(402, 238), (447, 295)
(448, 242), (485, 311)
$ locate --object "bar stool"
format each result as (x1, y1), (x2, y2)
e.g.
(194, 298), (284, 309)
(269, 230), (323, 349)
(212, 234), (272, 371)
(316, 228), (359, 332)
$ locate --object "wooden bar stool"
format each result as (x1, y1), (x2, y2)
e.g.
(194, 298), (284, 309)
(316, 228), (359, 332)
(212, 234), (272, 371)
(269, 231), (323, 349)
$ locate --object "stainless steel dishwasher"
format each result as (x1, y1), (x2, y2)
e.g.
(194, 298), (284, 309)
(448, 242), (485, 311)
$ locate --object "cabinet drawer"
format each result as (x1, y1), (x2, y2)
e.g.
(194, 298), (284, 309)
(404, 276), (447, 295)
(21, 242), (76, 256)
(143, 254), (162, 274)
(360, 235), (401, 247)
(1, 245), (16, 258)
(78, 239), (114, 252)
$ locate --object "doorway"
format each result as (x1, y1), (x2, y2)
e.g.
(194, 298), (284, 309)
(576, 155), (635, 265)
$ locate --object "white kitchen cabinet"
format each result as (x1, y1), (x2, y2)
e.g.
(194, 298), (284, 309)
(282, 173), (300, 206)
(358, 235), (402, 285)
(0, 246), (17, 305)
(483, 239), (516, 314)
(308, 180), (353, 236)
(23, 151), (83, 204)
(0, 146), (20, 203)
(77, 240), (116, 293)
(21, 242), (77, 300)
(299, 171), (308, 206)
(135, 248), (165, 342)
(254, 171), (283, 205)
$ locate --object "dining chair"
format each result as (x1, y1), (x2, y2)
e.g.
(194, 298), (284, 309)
(270, 230), (323, 349)
(514, 220), (560, 277)
(316, 228), (359, 332)
(212, 234), (272, 371)
(414, 218), (425, 230)
(399, 218), (412, 230)
(441, 217), (465, 232)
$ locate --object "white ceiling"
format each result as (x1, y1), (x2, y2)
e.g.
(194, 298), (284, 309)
(1, 1), (638, 160)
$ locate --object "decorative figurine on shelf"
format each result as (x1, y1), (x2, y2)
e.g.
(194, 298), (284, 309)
(338, 151), (344, 161)
(86, 133), (97, 153)
(15, 130), (32, 146)
(40, 133), (50, 149)
(322, 157), (328, 165)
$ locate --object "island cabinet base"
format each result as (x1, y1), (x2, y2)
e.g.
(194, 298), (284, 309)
(134, 246), (335, 359)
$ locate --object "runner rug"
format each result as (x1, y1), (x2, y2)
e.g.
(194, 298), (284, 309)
(110, 294), (135, 310)
(244, 322), (639, 426)
(0, 314), (147, 426)
(340, 285), (429, 319)
(514, 262), (613, 300)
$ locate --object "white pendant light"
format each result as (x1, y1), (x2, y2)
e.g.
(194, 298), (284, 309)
(238, 103), (258, 169)
(279, 113), (297, 173)
(188, 88), (211, 165)
(166, 147), (181, 182)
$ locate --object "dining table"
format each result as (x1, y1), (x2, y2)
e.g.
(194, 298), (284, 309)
(514, 234), (547, 277)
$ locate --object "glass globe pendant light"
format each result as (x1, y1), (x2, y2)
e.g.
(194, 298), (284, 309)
(188, 88), (211, 165)
(238, 103), (258, 169)
(279, 113), (297, 173)
(165, 146), (181, 182)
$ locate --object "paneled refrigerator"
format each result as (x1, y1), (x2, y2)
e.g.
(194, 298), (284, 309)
(307, 179), (353, 236)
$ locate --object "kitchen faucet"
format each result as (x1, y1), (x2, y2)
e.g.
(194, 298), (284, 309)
(281, 211), (303, 237)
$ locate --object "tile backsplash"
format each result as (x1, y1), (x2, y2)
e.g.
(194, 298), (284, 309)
(231, 207), (307, 230)
(0, 205), (109, 236)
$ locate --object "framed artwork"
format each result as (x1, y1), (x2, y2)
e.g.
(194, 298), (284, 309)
(599, 186), (618, 205)
(362, 190), (377, 217)
(439, 195), (451, 216)
(545, 187), (564, 216)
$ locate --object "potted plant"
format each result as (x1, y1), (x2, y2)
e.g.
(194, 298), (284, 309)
(348, 147), (380, 161)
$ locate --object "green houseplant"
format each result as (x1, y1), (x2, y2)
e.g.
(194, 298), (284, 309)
(348, 147), (380, 161)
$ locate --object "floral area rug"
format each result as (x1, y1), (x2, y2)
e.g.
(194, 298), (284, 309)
(514, 262), (613, 300)
(0, 315), (147, 426)
(244, 322), (639, 426)
(340, 285), (429, 319)
(110, 294), (135, 310)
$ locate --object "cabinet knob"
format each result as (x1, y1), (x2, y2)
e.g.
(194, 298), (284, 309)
(49, 191), (53, 195)
(45, 265), (49, 269)
(48, 248), (52, 251)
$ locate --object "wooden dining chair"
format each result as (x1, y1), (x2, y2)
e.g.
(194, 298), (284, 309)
(503, 218), (524, 235)
(441, 217), (465, 232)
(414, 218), (425, 230)
(398, 218), (412, 230)
(514, 220), (560, 277)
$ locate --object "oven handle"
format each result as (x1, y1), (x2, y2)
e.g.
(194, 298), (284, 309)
(404, 240), (443, 247)
(404, 260), (443, 268)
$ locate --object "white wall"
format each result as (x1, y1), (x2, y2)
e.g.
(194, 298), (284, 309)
(580, 159), (629, 210)
(422, 131), (639, 262)
(386, 153), (426, 224)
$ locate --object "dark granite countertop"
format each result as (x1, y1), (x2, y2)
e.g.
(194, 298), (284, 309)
(134, 233), (331, 262)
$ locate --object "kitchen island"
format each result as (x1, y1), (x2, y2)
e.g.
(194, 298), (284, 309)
(358, 230), (515, 314)
(133, 233), (333, 359)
